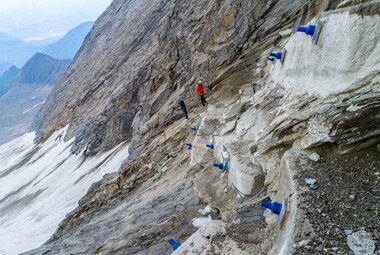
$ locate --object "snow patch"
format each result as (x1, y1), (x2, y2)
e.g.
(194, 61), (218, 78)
(22, 109), (32, 114)
(0, 126), (129, 255)
(33, 101), (45, 108)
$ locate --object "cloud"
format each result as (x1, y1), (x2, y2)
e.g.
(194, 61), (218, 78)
(0, 0), (112, 38)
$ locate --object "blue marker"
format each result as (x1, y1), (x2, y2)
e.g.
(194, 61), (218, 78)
(261, 200), (282, 215)
(213, 163), (224, 170)
(269, 50), (286, 64)
(297, 24), (317, 36)
(168, 239), (181, 250)
(296, 24), (322, 44)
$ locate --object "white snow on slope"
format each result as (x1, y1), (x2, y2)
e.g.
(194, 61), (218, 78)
(22, 109), (32, 114)
(0, 126), (129, 255)
(33, 101), (46, 108)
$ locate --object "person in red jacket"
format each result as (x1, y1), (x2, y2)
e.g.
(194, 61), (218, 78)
(195, 80), (207, 106)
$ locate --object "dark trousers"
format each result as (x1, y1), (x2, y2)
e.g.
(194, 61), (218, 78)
(181, 106), (188, 119)
(200, 93), (207, 106)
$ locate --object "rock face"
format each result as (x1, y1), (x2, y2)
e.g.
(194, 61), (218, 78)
(34, 0), (331, 154)
(10, 0), (380, 254)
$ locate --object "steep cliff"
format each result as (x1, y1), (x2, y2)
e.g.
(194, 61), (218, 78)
(2, 0), (378, 254)
(34, 0), (336, 154)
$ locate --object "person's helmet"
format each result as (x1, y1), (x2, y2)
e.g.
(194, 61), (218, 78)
(198, 80), (203, 84)
(179, 95), (184, 101)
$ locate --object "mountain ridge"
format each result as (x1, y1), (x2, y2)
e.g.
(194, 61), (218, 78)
(0, 65), (20, 97)
(14, 52), (71, 85)
(0, 53), (70, 144)
(40, 22), (94, 60)
(0, 33), (52, 75)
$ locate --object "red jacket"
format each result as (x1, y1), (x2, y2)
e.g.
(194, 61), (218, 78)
(195, 84), (204, 95)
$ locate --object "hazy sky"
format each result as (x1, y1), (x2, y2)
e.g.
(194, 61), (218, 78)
(0, 0), (112, 39)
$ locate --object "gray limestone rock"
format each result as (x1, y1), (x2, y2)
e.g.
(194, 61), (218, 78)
(347, 231), (376, 255)
(308, 153), (321, 162)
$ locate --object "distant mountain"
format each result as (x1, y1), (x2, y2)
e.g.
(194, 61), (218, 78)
(0, 64), (7, 75)
(0, 33), (22, 74)
(40, 22), (94, 60)
(0, 53), (70, 144)
(0, 84), (51, 144)
(14, 53), (71, 85)
(0, 22), (92, 75)
(0, 66), (20, 97)
(0, 32), (53, 75)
